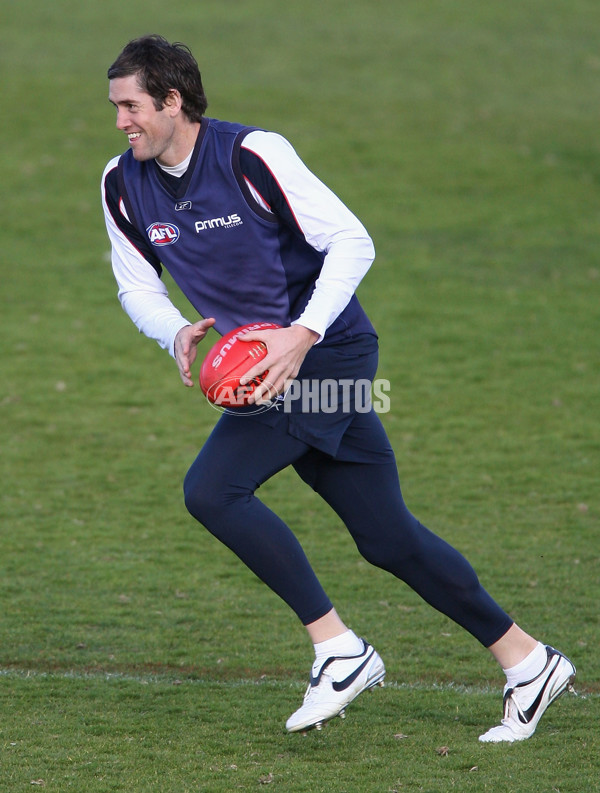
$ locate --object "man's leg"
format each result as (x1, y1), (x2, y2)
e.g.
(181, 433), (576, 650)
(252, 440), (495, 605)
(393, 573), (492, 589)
(293, 410), (575, 740)
(183, 412), (334, 625)
(184, 412), (386, 732)
(293, 428), (514, 648)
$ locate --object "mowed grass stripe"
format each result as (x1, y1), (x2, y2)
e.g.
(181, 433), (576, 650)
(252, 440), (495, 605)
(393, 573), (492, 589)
(1, 667), (594, 793)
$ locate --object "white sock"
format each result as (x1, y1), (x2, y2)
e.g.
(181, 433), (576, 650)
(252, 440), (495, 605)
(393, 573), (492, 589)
(312, 630), (363, 673)
(503, 642), (547, 689)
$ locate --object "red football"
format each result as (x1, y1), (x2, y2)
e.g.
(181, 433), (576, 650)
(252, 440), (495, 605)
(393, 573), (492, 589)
(199, 322), (281, 406)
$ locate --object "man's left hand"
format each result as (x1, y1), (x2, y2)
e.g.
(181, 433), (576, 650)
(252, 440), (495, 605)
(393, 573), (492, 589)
(240, 324), (319, 403)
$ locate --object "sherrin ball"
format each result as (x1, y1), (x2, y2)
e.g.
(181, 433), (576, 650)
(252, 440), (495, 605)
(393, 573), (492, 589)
(199, 322), (281, 406)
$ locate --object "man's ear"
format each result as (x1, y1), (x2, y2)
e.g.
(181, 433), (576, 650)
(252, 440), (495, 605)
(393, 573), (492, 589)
(164, 88), (182, 116)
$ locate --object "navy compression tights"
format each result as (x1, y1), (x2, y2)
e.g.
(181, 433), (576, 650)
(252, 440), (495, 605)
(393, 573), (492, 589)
(183, 411), (513, 648)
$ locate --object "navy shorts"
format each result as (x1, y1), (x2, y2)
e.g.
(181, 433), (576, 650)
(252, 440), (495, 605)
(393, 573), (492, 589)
(227, 332), (392, 461)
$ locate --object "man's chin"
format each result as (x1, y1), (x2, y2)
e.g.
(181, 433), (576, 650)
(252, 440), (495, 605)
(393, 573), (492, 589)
(131, 149), (151, 161)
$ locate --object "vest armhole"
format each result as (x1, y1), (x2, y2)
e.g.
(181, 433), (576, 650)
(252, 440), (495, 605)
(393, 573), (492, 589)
(115, 156), (163, 277)
(232, 130), (279, 223)
(117, 157), (142, 231)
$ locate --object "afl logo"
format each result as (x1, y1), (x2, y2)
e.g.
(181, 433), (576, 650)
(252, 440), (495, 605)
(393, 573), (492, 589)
(147, 222), (180, 246)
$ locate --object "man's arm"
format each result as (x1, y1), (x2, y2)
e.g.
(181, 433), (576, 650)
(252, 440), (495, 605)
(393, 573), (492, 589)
(239, 130), (375, 342)
(237, 131), (375, 399)
(101, 158), (192, 358)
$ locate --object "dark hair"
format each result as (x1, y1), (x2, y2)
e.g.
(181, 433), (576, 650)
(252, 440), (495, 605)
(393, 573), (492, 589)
(107, 34), (208, 122)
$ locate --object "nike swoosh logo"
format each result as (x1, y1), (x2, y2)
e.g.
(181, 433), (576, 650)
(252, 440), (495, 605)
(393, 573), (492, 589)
(517, 657), (560, 724)
(331, 650), (375, 692)
(310, 641), (369, 686)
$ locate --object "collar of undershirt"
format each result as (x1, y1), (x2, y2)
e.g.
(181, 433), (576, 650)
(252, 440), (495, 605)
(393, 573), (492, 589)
(157, 148), (193, 178)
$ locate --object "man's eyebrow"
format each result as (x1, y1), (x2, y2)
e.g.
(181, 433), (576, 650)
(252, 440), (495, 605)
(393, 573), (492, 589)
(108, 97), (138, 106)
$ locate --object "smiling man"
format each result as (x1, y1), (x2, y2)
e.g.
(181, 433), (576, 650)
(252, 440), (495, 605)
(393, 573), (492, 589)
(101, 35), (576, 741)
(109, 73), (201, 166)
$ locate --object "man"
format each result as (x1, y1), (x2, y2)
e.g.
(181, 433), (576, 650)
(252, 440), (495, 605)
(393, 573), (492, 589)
(101, 34), (575, 740)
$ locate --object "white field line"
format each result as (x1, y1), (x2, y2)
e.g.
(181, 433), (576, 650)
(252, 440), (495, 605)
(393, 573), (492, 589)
(0, 666), (594, 698)
(0, 666), (490, 692)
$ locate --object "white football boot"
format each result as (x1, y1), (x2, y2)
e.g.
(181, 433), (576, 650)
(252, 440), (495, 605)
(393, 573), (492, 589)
(286, 639), (385, 733)
(479, 645), (576, 743)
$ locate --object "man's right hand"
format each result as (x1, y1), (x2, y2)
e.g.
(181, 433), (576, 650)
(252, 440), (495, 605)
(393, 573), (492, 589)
(174, 318), (216, 386)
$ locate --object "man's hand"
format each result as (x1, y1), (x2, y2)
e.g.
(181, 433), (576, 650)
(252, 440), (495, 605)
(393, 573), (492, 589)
(174, 318), (216, 386)
(239, 324), (319, 403)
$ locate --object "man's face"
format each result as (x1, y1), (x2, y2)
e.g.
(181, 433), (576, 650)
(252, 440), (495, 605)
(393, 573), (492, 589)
(109, 74), (177, 165)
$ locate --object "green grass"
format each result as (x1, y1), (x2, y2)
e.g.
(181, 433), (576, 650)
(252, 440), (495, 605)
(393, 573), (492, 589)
(0, 673), (594, 792)
(1, 0), (599, 790)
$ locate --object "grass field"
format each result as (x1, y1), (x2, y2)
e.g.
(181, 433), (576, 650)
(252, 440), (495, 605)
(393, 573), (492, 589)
(1, 0), (599, 790)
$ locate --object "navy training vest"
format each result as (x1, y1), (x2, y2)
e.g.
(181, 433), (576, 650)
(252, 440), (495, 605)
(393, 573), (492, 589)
(117, 117), (375, 344)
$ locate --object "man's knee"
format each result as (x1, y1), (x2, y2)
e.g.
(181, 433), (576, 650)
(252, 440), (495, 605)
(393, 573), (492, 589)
(353, 514), (425, 573)
(183, 466), (211, 522)
(183, 462), (253, 530)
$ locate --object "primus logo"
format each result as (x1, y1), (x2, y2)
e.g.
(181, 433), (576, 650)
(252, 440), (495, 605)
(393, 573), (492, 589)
(195, 213), (242, 232)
